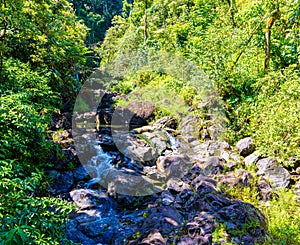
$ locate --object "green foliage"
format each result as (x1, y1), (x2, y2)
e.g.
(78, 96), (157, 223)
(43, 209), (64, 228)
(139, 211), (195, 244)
(111, 70), (191, 121)
(0, 0), (88, 96)
(70, 0), (123, 44)
(0, 59), (75, 243)
(0, 0), (88, 241)
(219, 176), (300, 244)
(0, 159), (75, 244)
(230, 66), (300, 164)
(263, 189), (300, 244)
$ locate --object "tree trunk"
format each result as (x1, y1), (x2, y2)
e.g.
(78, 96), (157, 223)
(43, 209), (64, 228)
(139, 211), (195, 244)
(264, 8), (280, 70)
(264, 16), (275, 70)
(0, 0), (8, 75)
(227, 0), (236, 28)
(143, 0), (148, 43)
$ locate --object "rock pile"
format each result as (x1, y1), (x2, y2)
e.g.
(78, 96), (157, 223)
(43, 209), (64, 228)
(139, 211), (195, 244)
(46, 92), (298, 245)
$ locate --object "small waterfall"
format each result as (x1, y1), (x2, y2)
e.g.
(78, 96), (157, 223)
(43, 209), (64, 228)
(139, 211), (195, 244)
(164, 131), (180, 152)
(85, 145), (114, 187)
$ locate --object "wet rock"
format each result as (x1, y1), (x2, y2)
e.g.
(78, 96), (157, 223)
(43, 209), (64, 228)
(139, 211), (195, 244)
(48, 170), (74, 195)
(78, 218), (115, 241)
(161, 190), (175, 205)
(256, 158), (290, 188)
(236, 137), (255, 156)
(97, 133), (117, 151)
(67, 209), (119, 245)
(244, 150), (261, 167)
(73, 165), (90, 181)
(66, 219), (95, 245)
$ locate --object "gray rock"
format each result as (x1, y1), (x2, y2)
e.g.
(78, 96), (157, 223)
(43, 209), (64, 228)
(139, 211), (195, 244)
(220, 151), (230, 162)
(153, 116), (177, 129)
(294, 181), (300, 199)
(256, 158), (277, 175)
(256, 158), (290, 188)
(113, 133), (157, 163)
(157, 154), (191, 178)
(218, 170), (252, 188)
(236, 137), (255, 156)
(226, 161), (238, 170)
(217, 201), (267, 240)
(203, 156), (224, 176)
(161, 190), (175, 205)
(257, 179), (274, 201)
(186, 212), (214, 238)
(141, 131), (168, 155)
(176, 235), (211, 245)
(139, 206), (183, 235)
(230, 152), (241, 162)
(140, 230), (167, 245)
(191, 175), (217, 191)
(114, 102), (156, 129)
(70, 189), (112, 210)
(244, 150), (261, 166)
(167, 178), (192, 194)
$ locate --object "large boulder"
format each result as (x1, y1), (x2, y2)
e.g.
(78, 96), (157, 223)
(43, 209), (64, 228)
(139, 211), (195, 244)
(113, 102), (156, 129)
(256, 158), (290, 188)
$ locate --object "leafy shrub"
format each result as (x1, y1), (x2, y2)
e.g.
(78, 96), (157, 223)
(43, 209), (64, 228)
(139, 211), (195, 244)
(244, 67), (300, 164)
(0, 58), (74, 244)
(0, 159), (75, 244)
(263, 189), (300, 244)
(219, 176), (300, 244)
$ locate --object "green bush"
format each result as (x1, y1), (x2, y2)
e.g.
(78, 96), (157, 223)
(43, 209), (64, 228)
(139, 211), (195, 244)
(0, 59), (74, 244)
(241, 66), (300, 164)
(0, 160), (75, 245)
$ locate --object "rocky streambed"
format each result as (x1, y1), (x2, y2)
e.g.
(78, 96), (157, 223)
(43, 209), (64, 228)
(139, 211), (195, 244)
(47, 92), (300, 245)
